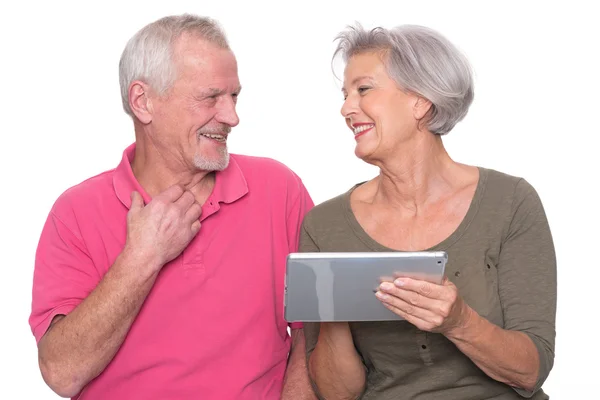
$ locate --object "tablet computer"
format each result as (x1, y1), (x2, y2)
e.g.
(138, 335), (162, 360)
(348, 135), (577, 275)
(284, 251), (448, 322)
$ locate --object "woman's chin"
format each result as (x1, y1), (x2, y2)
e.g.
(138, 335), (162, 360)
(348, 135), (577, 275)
(354, 146), (375, 163)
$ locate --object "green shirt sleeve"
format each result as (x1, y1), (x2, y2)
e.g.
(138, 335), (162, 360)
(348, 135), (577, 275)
(498, 179), (557, 397)
(298, 220), (329, 399)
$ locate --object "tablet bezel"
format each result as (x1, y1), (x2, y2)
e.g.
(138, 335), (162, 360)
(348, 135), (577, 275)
(284, 251), (448, 322)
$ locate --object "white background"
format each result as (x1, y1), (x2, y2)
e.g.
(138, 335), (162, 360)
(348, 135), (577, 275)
(1, 0), (598, 398)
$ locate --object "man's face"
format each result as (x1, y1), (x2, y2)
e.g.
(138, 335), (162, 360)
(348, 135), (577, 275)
(149, 33), (241, 172)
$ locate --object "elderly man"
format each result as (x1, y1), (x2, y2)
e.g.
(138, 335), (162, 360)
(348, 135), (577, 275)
(29, 14), (315, 399)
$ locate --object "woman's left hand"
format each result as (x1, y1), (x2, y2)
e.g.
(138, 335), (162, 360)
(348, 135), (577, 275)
(375, 276), (472, 335)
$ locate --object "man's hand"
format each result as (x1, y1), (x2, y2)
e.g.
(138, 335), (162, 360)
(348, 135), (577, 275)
(125, 185), (202, 271)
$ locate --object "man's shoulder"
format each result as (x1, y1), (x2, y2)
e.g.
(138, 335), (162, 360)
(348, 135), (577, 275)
(232, 153), (297, 175)
(51, 168), (117, 217)
(231, 153), (303, 187)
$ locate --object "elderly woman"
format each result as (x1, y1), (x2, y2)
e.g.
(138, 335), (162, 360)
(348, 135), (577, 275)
(300, 24), (556, 400)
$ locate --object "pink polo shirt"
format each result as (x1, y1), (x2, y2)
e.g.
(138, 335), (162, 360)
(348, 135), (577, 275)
(29, 143), (313, 399)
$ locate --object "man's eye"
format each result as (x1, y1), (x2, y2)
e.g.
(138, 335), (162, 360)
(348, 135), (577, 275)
(358, 86), (370, 94)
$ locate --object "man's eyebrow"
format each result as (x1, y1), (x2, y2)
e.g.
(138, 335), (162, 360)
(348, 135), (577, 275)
(200, 88), (223, 97)
(200, 86), (243, 96)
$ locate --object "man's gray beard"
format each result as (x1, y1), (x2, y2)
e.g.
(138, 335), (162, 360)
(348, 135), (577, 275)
(194, 124), (232, 171)
(193, 149), (230, 171)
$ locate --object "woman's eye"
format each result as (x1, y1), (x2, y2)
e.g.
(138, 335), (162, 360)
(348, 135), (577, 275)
(358, 86), (370, 94)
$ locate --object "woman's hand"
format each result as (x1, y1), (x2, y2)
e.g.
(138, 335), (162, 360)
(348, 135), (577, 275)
(375, 276), (473, 335)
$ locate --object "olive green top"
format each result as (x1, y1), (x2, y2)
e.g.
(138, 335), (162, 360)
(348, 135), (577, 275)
(300, 168), (556, 400)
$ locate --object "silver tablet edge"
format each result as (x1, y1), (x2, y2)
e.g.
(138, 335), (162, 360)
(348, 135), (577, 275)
(287, 251), (447, 261)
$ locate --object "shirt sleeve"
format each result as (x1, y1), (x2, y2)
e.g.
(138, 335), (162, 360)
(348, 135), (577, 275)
(298, 219), (325, 397)
(286, 179), (315, 330)
(29, 209), (99, 343)
(298, 218), (322, 359)
(498, 179), (557, 397)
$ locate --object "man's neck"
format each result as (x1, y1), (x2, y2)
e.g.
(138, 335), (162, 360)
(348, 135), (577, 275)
(131, 140), (216, 205)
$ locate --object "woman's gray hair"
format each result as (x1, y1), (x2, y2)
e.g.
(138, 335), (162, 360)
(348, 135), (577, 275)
(119, 14), (230, 118)
(334, 24), (474, 135)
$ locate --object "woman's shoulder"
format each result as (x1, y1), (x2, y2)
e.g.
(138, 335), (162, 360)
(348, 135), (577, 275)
(476, 167), (545, 222)
(304, 191), (348, 222)
(303, 184), (362, 229)
(479, 167), (540, 200)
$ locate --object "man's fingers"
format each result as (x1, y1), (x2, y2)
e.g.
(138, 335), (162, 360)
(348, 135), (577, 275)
(175, 190), (196, 210)
(156, 184), (185, 203)
(191, 220), (201, 235)
(130, 191), (144, 210)
(185, 202), (202, 222)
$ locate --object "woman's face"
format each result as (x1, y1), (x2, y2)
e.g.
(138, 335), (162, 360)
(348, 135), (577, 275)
(341, 51), (429, 163)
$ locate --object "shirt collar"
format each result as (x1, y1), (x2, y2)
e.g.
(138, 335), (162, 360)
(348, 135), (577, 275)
(113, 143), (248, 209)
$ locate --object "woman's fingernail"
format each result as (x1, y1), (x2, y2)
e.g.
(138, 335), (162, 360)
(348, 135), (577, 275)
(375, 291), (388, 300)
(394, 279), (406, 287)
(380, 282), (394, 291)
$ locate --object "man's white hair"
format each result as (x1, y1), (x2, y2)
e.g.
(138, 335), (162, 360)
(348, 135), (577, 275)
(118, 14), (230, 118)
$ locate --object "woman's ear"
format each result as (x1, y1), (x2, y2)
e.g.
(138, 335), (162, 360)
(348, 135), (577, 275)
(413, 96), (433, 120)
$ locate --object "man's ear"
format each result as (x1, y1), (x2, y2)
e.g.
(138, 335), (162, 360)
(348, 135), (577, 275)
(129, 81), (154, 124)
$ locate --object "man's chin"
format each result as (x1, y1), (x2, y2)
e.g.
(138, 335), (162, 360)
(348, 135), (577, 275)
(193, 153), (230, 172)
